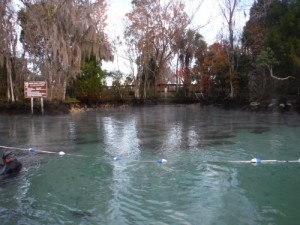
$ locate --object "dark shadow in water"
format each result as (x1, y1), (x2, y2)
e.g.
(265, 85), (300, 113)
(73, 138), (101, 145)
(235, 125), (271, 134)
(196, 140), (236, 147)
(183, 139), (236, 149)
(204, 134), (236, 139)
(208, 140), (236, 146)
(249, 126), (271, 134)
(69, 209), (96, 225)
(70, 209), (93, 218)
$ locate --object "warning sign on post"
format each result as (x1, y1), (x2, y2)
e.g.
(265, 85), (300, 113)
(24, 81), (47, 98)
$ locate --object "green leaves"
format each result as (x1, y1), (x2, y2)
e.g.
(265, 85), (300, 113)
(72, 54), (106, 98)
(265, 0), (300, 75)
(256, 48), (278, 69)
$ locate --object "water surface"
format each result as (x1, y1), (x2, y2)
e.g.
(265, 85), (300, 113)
(0, 105), (300, 225)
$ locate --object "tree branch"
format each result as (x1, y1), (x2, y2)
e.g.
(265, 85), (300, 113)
(270, 68), (295, 80)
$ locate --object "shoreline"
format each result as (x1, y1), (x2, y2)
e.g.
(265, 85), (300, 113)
(0, 100), (299, 115)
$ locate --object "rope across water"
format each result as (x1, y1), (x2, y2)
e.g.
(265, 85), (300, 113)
(1, 145), (299, 165)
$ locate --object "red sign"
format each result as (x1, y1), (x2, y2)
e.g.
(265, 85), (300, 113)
(24, 81), (47, 98)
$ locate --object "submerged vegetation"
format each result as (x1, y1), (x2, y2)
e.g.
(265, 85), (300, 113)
(0, 0), (300, 113)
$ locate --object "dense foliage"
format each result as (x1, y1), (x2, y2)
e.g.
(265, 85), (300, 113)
(242, 0), (300, 102)
(69, 54), (106, 102)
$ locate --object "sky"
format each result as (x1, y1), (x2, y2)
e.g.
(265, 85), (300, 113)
(102, 0), (254, 77)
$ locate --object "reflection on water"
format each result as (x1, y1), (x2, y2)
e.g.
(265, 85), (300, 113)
(0, 106), (300, 224)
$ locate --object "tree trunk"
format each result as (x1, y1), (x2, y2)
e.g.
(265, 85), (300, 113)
(62, 80), (67, 101)
(220, 0), (238, 98)
(6, 57), (15, 103)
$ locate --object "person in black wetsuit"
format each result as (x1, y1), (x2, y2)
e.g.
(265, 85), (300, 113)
(0, 150), (22, 176)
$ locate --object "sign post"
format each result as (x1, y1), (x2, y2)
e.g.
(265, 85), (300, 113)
(24, 81), (47, 114)
(31, 97), (33, 114)
(41, 97), (44, 114)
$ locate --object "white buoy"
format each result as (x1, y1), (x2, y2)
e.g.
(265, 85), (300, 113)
(250, 158), (261, 164)
(58, 151), (65, 156)
(157, 159), (168, 164)
(28, 147), (36, 153)
(114, 156), (121, 161)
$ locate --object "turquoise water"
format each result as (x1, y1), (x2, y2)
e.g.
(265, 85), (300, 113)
(0, 105), (300, 224)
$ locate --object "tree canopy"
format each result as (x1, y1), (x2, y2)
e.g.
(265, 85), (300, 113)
(18, 0), (112, 100)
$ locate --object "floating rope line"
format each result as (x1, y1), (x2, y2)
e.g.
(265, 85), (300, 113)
(114, 156), (300, 165)
(228, 158), (300, 164)
(0, 145), (167, 163)
(113, 155), (168, 164)
(0, 145), (87, 157)
(1, 145), (299, 165)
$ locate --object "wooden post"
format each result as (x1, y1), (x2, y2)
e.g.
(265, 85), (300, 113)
(41, 97), (44, 115)
(31, 97), (33, 114)
(164, 87), (167, 98)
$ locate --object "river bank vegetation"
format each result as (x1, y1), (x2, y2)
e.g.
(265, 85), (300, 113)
(0, 0), (300, 114)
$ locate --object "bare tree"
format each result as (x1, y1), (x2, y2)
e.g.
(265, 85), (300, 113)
(219, 0), (239, 98)
(0, 0), (19, 102)
(125, 0), (190, 99)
